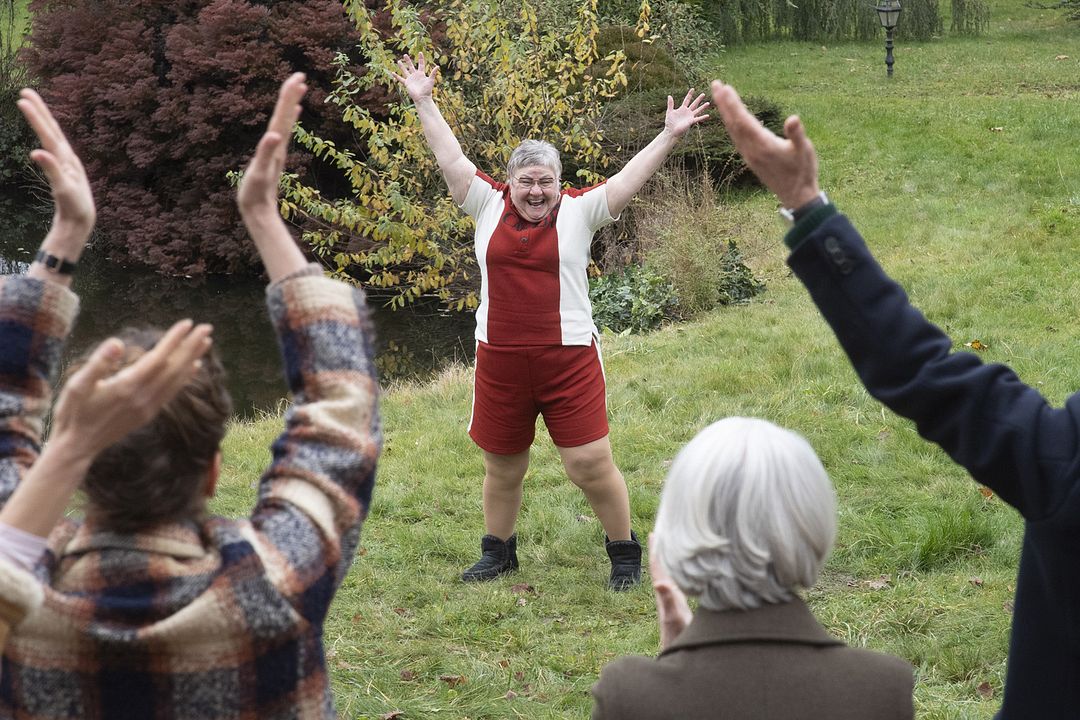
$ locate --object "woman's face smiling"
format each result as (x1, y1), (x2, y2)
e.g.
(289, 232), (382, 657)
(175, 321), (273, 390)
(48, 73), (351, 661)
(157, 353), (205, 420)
(509, 165), (560, 223)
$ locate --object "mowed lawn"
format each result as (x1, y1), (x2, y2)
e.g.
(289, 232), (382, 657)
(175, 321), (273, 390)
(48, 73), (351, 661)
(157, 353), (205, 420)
(211, 3), (1079, 718)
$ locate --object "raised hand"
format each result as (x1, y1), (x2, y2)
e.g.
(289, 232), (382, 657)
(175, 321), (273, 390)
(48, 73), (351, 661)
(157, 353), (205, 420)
(18, 89), (94, 284)
(711, 80), (820, 210)
(237, 72), (310, 282)
(237, 72), (307, 220)
(391, 53), (438, 103)
(664, 89), (710, 138)
(649, 533), (693, 650)
(0, 320), (213, 538)
(51, 320), (214, 458)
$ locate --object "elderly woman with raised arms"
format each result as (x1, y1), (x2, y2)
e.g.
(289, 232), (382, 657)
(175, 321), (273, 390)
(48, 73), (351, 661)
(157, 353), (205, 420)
(592, 417), (914, 718)
(392, 53), (708, 589)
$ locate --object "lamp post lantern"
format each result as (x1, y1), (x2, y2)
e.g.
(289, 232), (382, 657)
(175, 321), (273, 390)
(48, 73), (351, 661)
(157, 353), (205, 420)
(875, 0), (902, 77)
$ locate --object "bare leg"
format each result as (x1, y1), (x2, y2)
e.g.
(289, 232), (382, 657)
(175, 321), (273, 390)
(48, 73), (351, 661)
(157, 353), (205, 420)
(557, 436), (631, 541)
(482, 448), (529, 540)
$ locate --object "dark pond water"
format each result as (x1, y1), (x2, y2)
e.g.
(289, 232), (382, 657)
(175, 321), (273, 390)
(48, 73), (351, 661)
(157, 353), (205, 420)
(0, 203), (475, 418)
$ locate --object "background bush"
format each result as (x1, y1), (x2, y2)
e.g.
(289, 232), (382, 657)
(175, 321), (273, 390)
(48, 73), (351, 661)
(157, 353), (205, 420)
(23, 0), (368, 276)
(589, 263), (678, 333)
(0, 0), (35, 224)
(635, 171), (763, 315)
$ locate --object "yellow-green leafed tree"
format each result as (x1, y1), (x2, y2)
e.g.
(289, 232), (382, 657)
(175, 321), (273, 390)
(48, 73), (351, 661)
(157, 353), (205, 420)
(281, 0), (650, 310)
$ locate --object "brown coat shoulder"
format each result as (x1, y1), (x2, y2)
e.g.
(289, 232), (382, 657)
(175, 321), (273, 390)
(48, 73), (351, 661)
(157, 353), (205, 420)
(592, 599), (913, 720)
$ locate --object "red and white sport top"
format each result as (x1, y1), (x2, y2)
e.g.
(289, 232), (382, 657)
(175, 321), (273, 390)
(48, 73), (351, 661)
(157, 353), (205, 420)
(461, 170), (616, 346)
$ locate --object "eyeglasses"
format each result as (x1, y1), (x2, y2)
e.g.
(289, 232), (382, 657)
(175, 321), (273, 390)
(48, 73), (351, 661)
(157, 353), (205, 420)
(512, 176), (557, 190)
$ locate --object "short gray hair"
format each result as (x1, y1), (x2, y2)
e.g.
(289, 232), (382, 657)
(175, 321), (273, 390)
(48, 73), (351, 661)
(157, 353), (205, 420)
(506, 139), (562, 181)
(653, 417), (837, 611)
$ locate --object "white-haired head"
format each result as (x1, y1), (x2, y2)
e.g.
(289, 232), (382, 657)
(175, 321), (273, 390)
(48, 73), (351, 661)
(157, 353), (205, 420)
(506, 139), (562, 181)
(653, 417), (837, 611)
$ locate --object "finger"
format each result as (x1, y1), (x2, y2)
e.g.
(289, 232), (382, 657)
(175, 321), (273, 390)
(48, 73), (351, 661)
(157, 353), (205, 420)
(647, 532), (666, 578)
(267, 73), (307, 138)
(116, 320), (194, 388)
(784, 115), (811, 151)
(682, 88), (694, 106)
(690, 93), (708, 110)
(712, 81), (770, 147)
(247, 131), (285, 176)
(146, 325), (214, 407)
(389, 71), (404, 84)
(65, 338), (125, 397)
(667, 95), (674, 113)
(17, 89), (66, 150)
(417, 51), (426, 72)
(27, 148), (64, 184)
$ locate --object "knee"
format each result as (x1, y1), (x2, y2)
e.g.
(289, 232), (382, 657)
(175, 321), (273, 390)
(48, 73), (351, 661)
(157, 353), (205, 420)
(564, 449), (617, 488)
(484, 453), (528, 487)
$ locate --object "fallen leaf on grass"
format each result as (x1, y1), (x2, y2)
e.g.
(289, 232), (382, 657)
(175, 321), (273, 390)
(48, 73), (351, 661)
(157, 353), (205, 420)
(381, 712), (405, 720)
(1003, 600), (1015, 613)
(979, 486), (994, 499)
(867, 575), (892, 591)
(399, 670), (418, 681)
(439, 674), (466, 688)
(393, 607), (409, 616)
(575, 514), (594, 523)
(511, 583), (536, 594)
(498, 659), (511, 668)
(514, 671), (526, 682)
(351, 613), (363, 624)
(988, 128), (1004, 133)
(1055, 54), (1069, 60)
(977, 681), (994, 699)
(505, 690), (518, 700)
(969, 576), (984, 587)
(965, 339), (989, 350)
(516, 597), (528, 606)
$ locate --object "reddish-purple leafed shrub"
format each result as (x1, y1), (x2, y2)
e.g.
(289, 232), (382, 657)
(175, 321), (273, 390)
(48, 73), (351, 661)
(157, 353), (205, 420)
(23, 0), (385, 275)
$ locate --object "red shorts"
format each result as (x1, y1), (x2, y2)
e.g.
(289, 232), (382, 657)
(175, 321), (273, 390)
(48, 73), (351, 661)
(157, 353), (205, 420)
(469, 341), (610, 455)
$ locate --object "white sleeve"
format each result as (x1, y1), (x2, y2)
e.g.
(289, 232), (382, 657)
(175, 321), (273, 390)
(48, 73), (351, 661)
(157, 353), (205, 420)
(459, 172), (504, 219)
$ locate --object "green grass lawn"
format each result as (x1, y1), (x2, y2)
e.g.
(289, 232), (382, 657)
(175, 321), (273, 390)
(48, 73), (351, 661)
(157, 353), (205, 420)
(211, 3), (1079, 718)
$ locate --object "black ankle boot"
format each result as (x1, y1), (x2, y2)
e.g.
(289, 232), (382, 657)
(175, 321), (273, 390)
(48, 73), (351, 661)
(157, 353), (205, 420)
(461, 534), (518, 582)
(605, 531), (642, 591)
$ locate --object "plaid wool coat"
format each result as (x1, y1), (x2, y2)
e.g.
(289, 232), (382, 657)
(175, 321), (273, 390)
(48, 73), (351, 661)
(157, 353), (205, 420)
(0, 265), (381, 719)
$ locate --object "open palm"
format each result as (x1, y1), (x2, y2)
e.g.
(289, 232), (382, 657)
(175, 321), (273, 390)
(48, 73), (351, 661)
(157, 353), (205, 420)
(391, 53), (438, 103)
(665, 89), (710, 138)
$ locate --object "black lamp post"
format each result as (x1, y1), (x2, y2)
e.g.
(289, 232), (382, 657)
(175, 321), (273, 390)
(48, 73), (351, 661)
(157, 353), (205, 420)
(875, 0), (902, 77)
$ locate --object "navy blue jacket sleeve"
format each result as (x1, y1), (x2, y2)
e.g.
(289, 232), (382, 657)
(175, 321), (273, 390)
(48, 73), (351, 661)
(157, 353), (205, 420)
(787, 212), (1080, 521)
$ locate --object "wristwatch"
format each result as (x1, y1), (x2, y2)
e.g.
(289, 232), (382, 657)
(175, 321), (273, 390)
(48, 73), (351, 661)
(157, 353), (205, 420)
(779, 190), (829, 225)
(34, 250), (77, 275)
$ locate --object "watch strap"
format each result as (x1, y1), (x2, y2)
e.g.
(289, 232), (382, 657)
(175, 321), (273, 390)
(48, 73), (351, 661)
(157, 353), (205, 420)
(34, 250), (78, 275)
(780, 191), (829, 224)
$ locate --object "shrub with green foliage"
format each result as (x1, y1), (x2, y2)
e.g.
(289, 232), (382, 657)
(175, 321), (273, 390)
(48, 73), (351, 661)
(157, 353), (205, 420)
(589, 263), (678, 334)
(284, 0), (642, 309)
(635, 172), (764, 315)
(0, 0), (36, 232)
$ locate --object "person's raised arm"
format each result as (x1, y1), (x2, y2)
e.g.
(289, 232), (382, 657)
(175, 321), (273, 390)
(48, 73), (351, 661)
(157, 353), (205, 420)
(237, 72), (311, 283)
(238, 73), (381, 617)
(712, 78), (1078, 519)
(710, 81), (820, 212)
(18, 89), (95, 288)
(1, 90), (89, 516)
(391, 53), (476, 205)
(603, 89), (709, 218)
